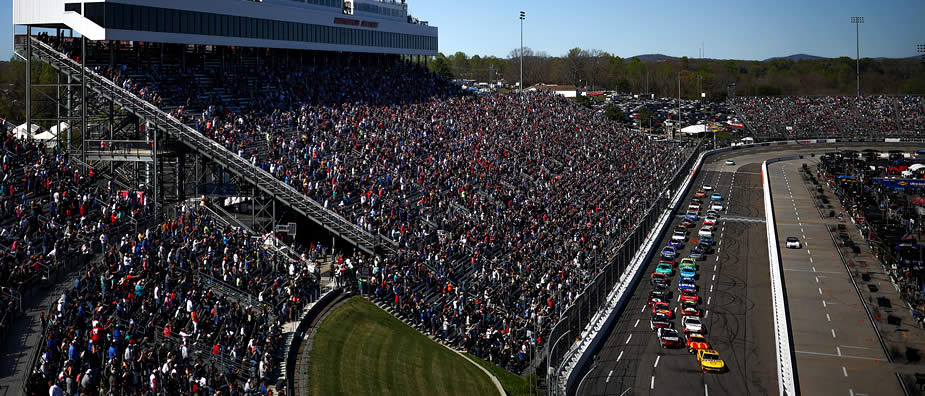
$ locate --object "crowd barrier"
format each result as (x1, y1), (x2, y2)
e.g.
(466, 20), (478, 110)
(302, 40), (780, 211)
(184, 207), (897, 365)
(763, 158), (799, 396)
(286, 289), (342, 393)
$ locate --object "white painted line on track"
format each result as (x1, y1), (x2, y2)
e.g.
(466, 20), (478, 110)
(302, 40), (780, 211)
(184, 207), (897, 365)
(617, 350), (624, 362)
(641, 305), (647, 313)
(837, 346), (842, 356)
(707, 296), (712, 305)
(607, 370), (613, 383)
(634, 319), (640, 328)
(850, 388), (855, 396)
(650, 376), (655, 390)
(813, 266), (817, 272)
(819, 287), (823, 295)
(715, 256), (719, 262)
(704, 310), (709, 319)
(654, 356), (660, 368)
(809, 257), (814, 263)
(625, 334), (632, 344)
(827, 313), (831, 321)
(823, 300), (827, 307)
(705, 384), (709, 396)
(843, 366), (848, 377)
(815, 276), (820, 283)
(832, 329), (837, 338)
(710, 284), (714, 293)
(713, 264), (717, 271)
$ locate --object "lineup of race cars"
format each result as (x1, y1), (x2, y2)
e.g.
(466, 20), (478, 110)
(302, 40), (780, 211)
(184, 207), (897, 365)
(648, 185), (727, 374)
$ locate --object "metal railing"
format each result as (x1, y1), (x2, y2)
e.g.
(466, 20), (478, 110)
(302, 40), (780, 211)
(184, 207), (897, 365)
(25, 36), (396, 257)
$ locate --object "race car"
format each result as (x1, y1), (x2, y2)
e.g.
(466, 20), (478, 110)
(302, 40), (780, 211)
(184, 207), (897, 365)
(657, 328), (683, 348)
(681, 218), (696, 228)
(679, 289), (700, 303)
(704, 216), (717, 226)
(679, 258), (697, 269)
(671, 229), (687, 241)
(659, 259), (675, 267)
(700, 235), (716, 246)
(661, 246), (677, 260)
(682, 315), (704, 333)
(703, 185), (713, 191)
(725, 159), (735, 165)
(705, 210), (720, 218)
(698, 227), (714, 238)
(668, 239), (684, 249)
(685, 211), (699, 221)
(686, 333), (711, 353)
(689, 246), (705, 260)
(680, 301), (701, 317)
(652, 301), (673, 319)
(650, 313), (672, 330)
(697, 349), (726, 373)
(656, 262), (674, 276)
(711, 202), (724, 211)
(650, 272), (670, 286)
(710, 193), (723, 201)
(786, 237), (802, 249)
(678, 279), (697, 292)
(680, 266), (697, 281)
(651, 283), (671, 299)
(695, 190), (706, 198)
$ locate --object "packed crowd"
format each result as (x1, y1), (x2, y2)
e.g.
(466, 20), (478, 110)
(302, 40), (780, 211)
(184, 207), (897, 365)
(0, 130), (152, 337)
(731, 96), (925, 139)
(25, 202), (323, 395)
(67, 43), (692, 372)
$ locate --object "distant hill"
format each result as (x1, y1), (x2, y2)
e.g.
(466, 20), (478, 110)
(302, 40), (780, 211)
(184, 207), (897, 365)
(631, 54), (678, 62)
(764, 54), (827, 61)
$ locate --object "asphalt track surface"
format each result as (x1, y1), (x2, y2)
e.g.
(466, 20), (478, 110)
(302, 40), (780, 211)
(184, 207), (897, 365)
(577, 143), (922, 396)
(770, 158), (904, 396)
(578, 150), (777, 396)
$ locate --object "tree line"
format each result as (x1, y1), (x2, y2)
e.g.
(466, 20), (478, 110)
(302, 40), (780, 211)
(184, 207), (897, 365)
(428, 47), (925, 100)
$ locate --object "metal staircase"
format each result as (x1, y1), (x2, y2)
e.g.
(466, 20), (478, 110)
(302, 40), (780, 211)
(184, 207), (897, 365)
(23, 36), (396, 256)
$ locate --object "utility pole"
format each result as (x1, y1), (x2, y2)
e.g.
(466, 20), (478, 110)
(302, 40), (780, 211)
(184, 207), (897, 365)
(519, 11), (525, 93)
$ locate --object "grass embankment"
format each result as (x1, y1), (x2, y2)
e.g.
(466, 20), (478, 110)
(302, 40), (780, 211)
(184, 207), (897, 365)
(308, 297), (499, 396)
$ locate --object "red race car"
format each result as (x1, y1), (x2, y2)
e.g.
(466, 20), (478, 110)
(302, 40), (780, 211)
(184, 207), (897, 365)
(686, 333), (711, 353)
(679, 289), (700, 304)
(652, 301), (673, 319)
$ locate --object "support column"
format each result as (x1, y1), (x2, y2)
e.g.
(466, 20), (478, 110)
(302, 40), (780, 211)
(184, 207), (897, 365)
(81, 36), (88, 169)
(25, 26), (32, 140)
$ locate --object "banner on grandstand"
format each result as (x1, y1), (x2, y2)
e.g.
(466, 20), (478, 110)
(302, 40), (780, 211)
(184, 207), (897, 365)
(117, 190), (144, 201)
(872, 178), (925, 190)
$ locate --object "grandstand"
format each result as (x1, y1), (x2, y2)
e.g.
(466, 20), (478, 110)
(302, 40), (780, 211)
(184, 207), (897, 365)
(730, 96), (925, 140)
(9, 0), (695, 395)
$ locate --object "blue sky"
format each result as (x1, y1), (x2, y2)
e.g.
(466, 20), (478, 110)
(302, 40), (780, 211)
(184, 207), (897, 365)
(2, 0), (923, 61)
(409, 0), (925, 60)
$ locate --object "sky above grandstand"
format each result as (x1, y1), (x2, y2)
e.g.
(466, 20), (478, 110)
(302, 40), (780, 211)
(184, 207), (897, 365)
(1, 0), (923, 61)
(412, 0), (925, 60)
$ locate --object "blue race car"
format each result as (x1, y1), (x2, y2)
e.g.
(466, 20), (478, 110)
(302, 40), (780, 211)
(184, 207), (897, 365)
(668, 239), (684, 249)
(678, 279), (697, 292)
(710, 193), (723, 201)
(680, 267), (697, 281)
(661, 246), (677, 260)
(700, 235), (715, 246)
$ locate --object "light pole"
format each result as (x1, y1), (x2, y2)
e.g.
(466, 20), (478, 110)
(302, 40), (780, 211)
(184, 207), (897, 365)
(850, 17), (863, 98)
(519, 11), (525, 93)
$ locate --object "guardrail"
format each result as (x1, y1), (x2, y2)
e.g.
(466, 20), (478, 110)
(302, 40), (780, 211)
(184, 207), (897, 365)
(762, 159), (799, 396)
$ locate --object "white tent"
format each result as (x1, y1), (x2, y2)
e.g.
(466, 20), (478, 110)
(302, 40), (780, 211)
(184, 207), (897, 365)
(33, 131), (58, 148)
(12, 123), (42, 140)
(680, 124), (711, 135)
(49, 122), (69, 136)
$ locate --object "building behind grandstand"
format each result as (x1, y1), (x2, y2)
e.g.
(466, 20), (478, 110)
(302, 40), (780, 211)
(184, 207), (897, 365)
(14, 0), (437, 56)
